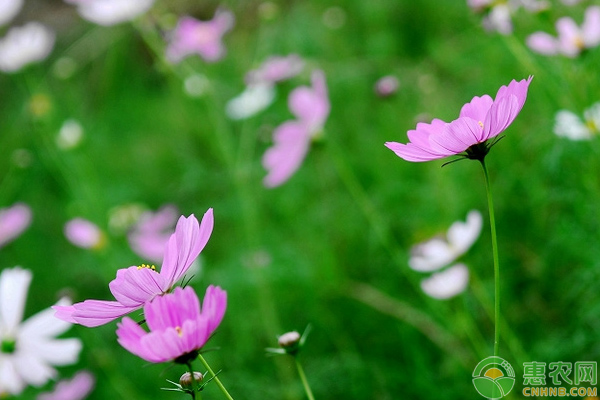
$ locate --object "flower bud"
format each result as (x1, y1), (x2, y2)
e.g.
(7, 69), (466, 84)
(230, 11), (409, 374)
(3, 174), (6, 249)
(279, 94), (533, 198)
(278, 331), (301, 350)
(179, 371), (203, 389)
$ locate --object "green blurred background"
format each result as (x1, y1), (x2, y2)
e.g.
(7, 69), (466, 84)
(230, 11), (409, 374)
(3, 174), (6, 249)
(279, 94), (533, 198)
(2, 0), (600, 398)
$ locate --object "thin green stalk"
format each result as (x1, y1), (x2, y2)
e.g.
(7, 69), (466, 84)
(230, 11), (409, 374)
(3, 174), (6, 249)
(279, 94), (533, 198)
(186, 362), (197, 400)
(479, 159), (500, 357)
(294, 357), (315, 400)
(197, 354), (234, 400)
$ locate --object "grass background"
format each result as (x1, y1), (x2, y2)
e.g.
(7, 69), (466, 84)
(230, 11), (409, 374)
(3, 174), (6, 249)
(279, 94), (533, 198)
(2, 0), (600, 398)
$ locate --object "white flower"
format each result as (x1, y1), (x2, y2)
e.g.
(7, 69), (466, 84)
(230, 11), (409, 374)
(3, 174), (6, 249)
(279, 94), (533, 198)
(0, 267), (82, 396)
(420, 264), (469, 300)
(409, 210), (483, 272)
(0, 0), (23, 27)
(225, 83), (276, 120)
(554, 103), (600, 141)
(56, 119), (84, 150)
(66, 0), (154, 26)
(0, 22), (55, 73)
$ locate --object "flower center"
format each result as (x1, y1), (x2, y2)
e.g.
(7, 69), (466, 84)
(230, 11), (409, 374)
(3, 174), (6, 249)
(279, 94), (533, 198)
(137, 264), (157, 271)
(574, 35), (585, 50)
(1, 339), (16, 354)
(175, 326), (183, 337)
(478, 121), (484, 129)
(586, 118), (598, 134)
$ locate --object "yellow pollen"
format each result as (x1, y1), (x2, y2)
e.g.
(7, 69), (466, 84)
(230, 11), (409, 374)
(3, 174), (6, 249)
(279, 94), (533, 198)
(175, 326), (183, 337)
(478, 121), (484, 128)
(574, 36), (585, 50)
(137, 264), (157, 271)
(586, 118), (598, 133)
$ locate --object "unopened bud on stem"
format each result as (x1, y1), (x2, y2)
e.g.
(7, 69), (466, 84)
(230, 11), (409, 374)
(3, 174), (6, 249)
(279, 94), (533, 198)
(179, 371), (203, 389)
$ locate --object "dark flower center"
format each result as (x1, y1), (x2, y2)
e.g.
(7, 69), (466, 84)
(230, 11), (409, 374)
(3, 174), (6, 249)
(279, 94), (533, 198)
(1, 339), (16, 354)
(465, 141), (490, 162)
(174, 349), (199, 364)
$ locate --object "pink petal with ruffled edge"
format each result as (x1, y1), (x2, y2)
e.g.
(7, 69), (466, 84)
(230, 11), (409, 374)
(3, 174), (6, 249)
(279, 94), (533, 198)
(202, 285), (227, 335)
(429, 118), (482, 154)
(262, 121), (311, 187)
(109, 266), (166, 306)
(53, 300), (139, 328)
(159, 210), (214, 288)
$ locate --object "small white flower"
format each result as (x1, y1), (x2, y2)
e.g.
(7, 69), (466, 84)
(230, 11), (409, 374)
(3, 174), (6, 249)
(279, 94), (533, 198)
(0, 22), (55, 73)
(226, 83), (276, 120)
(420, 263), (469, 300)
(409, 210), (483, 272)
(0, 0), (23, 27)
(0, 267), (82, 396)
(66, 0), (154, 26)
(554, 102), (600, 141)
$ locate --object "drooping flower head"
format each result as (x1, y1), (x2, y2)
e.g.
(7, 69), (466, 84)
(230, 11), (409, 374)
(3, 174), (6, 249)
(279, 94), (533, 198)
(527, 6), (600, 57)
(54, 209), (214, 327)
(385, 76), (532, 163)
(37, 370), (95, 400)
(64, 0), (155, 26)
(0, 203), (32, 248)
(166, 9), (235, 63)
(116, 285), (226, 364)
(0, 267), (82, 396)
(262, 70), (330, 187)
(0, 22), (55, 73)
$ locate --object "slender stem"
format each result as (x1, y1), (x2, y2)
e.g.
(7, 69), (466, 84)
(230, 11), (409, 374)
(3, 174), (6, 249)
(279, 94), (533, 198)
(294, 357), (315, 400)
(479, 159), (500, 357)
(186, 362), (197, 400)
(197, 354), (234, 400)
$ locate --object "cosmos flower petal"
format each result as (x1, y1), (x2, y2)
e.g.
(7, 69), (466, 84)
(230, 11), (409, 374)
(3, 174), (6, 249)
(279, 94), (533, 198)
(37, 370), (95, 400)
(0, 203), (32, 248)
(288, 70), (330, 132)
(0, 267), (32, 333)
(447, 210), (483, 254)
(20, 298), (73, 338)
(582, 6), (600, 46)
(54, 300), (139, 327)
(116, 317), (149, 360)
(409, 238), (455, 272)
(202, 285), (227, 335)
(109, 266), (166, 306)
(21, 338), (82, 366)
(262, 121), (311, 187)
(160, 211), (213, 287)
(430, 117), (481, 154)
(420, 263), (469, 300)
(0, 360), (26, 395)
(145, 286), (201, 332)
(459, 95), (493, 122)
(384, 142), (448, 162)
(13, 351), (58, 386)
(526, 32), (559, 55)
(482, 94), (519, 140)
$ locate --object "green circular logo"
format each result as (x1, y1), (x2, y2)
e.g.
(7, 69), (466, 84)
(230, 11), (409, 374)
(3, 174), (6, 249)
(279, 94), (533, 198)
(472, 356), (516, 399)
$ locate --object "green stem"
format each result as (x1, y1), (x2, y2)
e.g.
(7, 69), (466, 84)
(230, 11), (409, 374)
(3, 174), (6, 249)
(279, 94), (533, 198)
(197, 354), (234, 400)
(186, 362), (197, 400)
(294, 357), (315, 400)
(479, 159), (500, 357)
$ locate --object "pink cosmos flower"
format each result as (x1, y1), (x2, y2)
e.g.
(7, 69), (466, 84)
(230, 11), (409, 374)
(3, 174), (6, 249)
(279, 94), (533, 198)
(54, 210), (214, 327)
(116, 285), (226, 363)
(37, 370), (95, 400)
(374, 75), (399, 97)
(262, 70), (330, 187)
(64, 218), (105, 250)
(0, 203), (32, 248)
(166, 9), (234, 63)
(245, 54), (305, 85)
(385, 76), (532, 163)
(526, 6), (600, 57)
(127, 204), (179, 263)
